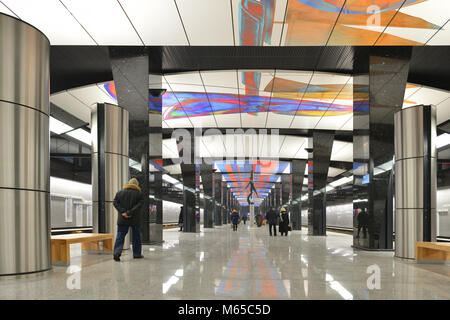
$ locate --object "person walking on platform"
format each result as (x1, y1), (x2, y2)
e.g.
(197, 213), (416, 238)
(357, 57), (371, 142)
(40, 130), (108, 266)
(279, 207), (290, 236)
(112, 178), (144, 261)
(241, 214), (247, 225)
(356, 208), (369, 239)
(231, 209), (240, 231)
(178, 206), (184, 232)
(256, 212), (263, 227)
(266, 207), (279, 236)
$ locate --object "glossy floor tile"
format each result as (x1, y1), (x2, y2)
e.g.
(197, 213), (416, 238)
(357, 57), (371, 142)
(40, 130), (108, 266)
(1, 225), (449, 300)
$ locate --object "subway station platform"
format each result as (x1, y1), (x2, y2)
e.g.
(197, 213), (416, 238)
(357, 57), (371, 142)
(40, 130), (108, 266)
(1, 226), (449, 300)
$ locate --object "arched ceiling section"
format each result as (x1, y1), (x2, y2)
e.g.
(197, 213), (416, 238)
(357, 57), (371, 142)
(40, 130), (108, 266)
(2, 0), (449, 46)
(49, 70), (450, 128)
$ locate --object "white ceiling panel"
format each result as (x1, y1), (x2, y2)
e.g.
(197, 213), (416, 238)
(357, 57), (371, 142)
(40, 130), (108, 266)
(164, 164), (182, 175)
(214, 114), (241, 128)
(165, 72), (203, 86)
(408, 87), (450, 105)
(427, 22), (450, 45)
(204, 86), (239, 95)
(176, 0), (233, 45)
(328, 167), (346, 178)
(241, 112), (268, 128)
(315, 113), (353, 130)
(289, 115), (321, 129)
(167, 84), (205, 93)
(331, 142), (353, 162)
(279, 136), (306, 159)
(437, 97), (450, 125)
(3, 0), (96, 45)
(188, 115), (217, 128)
(201, 70), (239, 88)
(340, 116), (353, 131)
(118, 0), (187, 45)
(50, 91), (91, 124)
(164, 117), (193, 128)
(60, 0), (142, 45)
(295, 146), (308, 159)
(68, 85), (116, 107)
(265, 112), (294, 128)
(0, 2), (18, 17)
(163, 138), (179, 157)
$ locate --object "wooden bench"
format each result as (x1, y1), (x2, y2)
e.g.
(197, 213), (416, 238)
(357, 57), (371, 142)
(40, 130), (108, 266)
(416, 242), (450, 263)
(51, 233), (114, 266)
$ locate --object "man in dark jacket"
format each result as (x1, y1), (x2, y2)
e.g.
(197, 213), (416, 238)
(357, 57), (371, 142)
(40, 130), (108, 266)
(231, 209), (240, 231)
(113, 178), (144, 261)
(266, 207), (279, 236)
(178, 206), (184, 231)
(356, 208), (369, 239)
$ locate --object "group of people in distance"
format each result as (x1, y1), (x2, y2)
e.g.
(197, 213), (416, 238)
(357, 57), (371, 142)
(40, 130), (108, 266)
(110, 177), (295, 262)
(230, 207), (291, 236)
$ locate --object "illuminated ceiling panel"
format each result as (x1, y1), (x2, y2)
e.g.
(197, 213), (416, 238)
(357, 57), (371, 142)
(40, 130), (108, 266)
(231, 0), (288, 46)
(50, 91), (92, 125)
(2, 0), (96, 45)
(2, 0), (449, 45)
(376, 0), (450, 45)
(177, 0), (234, 45)
(60, 0), (142, 45)
(0, 3), (17, 17)
(283, 0), (345, 45)
(118, 0), (188, 45)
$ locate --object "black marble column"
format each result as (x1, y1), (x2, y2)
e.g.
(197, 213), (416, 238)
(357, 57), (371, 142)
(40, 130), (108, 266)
(177, 132), (200, 233)
(281, 174), (291, 209)
(353, 47), (411, 250)
(109, 47), (153, 244)
(222, 185), (228, 224)
(227, 188), (231, 223)
(307, 131), (335, 236)
(292, 159), (307, 230)
(275, 182), (281, 211)
(214, 172), (223, 226)
(200, 164), (214, 228)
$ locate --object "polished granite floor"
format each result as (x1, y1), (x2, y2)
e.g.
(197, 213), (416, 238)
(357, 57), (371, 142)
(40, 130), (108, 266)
(1, 225), (449, 300)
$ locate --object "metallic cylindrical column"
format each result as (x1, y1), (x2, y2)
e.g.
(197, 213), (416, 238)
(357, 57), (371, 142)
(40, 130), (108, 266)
(92, 103), (129, 238)
(394, 105), (437, 259)
(0, 14), (50, 275)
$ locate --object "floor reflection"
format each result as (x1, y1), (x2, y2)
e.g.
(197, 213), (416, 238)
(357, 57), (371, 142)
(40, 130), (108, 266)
(1, 226), (450, 300)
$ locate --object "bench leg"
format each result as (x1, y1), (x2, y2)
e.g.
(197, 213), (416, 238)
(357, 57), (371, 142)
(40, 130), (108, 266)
(103, 238), (113, 252)
(52, 242), (70, 266)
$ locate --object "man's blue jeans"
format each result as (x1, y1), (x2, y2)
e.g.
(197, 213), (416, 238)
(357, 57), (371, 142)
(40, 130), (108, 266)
(113, 225), (142, 258)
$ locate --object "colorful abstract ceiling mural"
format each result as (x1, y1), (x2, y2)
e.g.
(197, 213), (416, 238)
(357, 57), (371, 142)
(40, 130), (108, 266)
(215, 160), (290, 206)
(238, 0), (445, 46)
(104, 74), (354, 121)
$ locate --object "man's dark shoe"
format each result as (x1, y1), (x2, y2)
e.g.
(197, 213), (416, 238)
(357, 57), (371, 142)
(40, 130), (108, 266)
(113, 253), (120, 262)
(134, 255), (144, 259)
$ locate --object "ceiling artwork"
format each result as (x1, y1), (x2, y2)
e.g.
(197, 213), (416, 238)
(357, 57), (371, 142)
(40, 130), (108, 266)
(1, 0), (449, 45)
(215, 160), (290, 205)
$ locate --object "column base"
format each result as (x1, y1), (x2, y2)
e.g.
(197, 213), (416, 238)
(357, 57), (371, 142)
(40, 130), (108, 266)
(352, 245), (394, 252)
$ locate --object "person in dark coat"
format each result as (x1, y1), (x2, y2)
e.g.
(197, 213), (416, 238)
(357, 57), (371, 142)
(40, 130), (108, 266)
(113, 178), (144, 261)
(241, 214), (247, 225)
(266, 207), (279, 236)
(231, 209), (240, 231)
(178, 206), (184, 231)
(255, 212), (263, 227)
(356, 208), (369, 239)
(279, 207), (290, 236)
